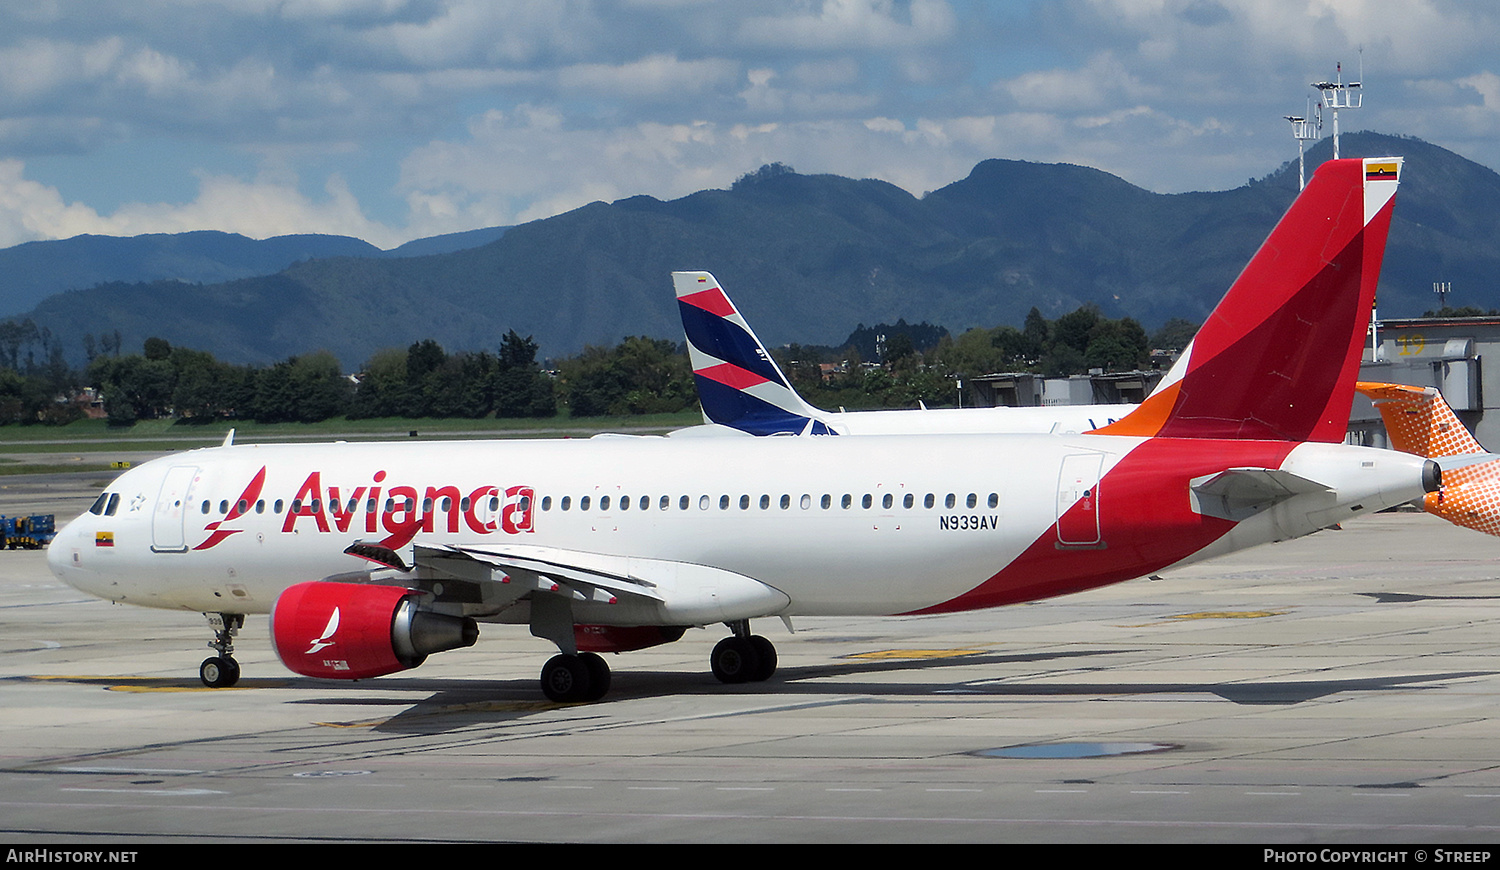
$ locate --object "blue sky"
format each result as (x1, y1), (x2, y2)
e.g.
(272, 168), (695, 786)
(1, 1), (1496, 249)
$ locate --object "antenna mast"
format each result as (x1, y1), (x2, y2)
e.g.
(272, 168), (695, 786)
(1284, 100), (1320, 190)
(1311, 56), (1361, 159)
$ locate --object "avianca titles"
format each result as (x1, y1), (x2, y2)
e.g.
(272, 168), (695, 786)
(49, 157), (1429, 704)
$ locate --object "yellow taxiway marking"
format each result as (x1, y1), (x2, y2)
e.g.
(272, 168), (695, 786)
(22, 675), (284, 692)
(843, 648), (989, 661)
(1165, 611), (1286, 620)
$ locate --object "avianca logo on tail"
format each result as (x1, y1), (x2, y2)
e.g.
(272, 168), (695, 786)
(193, 467), (535, 552)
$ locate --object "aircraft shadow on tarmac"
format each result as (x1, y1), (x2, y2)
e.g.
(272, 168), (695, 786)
(19, 647), (1494, 736)
(305, 648), (1495, 734)
(1357, 591), (1500, 603)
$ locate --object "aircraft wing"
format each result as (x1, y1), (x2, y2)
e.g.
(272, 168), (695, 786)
(400, 542), (792, 627)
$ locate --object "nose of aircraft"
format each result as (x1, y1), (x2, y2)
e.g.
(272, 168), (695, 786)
(47, 513), (92, 592)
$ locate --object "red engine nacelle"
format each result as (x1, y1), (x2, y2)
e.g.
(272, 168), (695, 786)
(271, 581), (478, 680)
(575, 624), (686, 653)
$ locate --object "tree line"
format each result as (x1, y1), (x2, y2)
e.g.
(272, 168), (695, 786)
(781, 306), (1192, 412)
(0, 305), (1192, 427)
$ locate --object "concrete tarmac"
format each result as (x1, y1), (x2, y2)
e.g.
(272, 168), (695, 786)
(2, 476), (1499, 843)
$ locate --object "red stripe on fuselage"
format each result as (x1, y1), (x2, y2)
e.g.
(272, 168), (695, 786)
(680, 287), (737, 317)
(912, 438), (1299, 614)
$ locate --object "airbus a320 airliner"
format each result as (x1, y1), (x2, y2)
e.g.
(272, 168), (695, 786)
(49, 157), (1428, 704)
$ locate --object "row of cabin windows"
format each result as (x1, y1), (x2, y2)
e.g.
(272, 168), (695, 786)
(540, 491), (999, 512)
(187, 491), (1001, 517)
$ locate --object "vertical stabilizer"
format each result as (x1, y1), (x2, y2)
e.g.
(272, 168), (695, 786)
(1357, 381), (1500, 538)
(1356, 382), (1485, 457)
(673, 271), (835, 435)
(1095, 157), (1401, 442)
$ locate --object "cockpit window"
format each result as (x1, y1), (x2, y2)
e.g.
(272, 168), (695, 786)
(88, 493), (110, 515)
(105, 493), (120, 516)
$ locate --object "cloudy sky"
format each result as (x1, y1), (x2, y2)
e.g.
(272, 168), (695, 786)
(1, 0), (1495, 250)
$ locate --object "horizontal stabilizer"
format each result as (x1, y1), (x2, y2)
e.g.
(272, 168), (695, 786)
(1190, 467), (1331, 521)
(1429, 452), (1500, 472)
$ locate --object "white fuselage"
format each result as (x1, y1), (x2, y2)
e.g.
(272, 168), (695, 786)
(48, 431), (1431, 624)
(807, 404), (1129, 436)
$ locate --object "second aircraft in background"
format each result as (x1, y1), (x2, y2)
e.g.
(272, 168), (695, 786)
(1358, 381), (1500, 537)
(672, 270), (1139, 436)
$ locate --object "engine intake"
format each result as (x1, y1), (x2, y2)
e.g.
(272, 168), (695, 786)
(271, 581), (478, 680)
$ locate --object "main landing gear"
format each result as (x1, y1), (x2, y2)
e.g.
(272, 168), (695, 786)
(536, 620), (779, 703)
(711, 621), (777, 685)
(540, 652), (611, 703)
(200, 612), (244, 688)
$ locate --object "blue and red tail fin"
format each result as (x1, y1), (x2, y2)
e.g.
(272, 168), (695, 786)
(1095, 156), (1401, 442)
(672, 271), (836, 435)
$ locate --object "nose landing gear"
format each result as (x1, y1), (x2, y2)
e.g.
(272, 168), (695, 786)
(200, 613), (244, 688)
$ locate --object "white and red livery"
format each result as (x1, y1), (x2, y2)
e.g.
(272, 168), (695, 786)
(49, 157), (1428, 703)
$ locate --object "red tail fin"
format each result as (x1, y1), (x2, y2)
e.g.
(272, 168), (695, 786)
(1096, 157), (1401, 442)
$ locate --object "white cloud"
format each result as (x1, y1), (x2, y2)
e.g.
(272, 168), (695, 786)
(557, 54), (740, 98)
(736, 0), (957, 50)
(0, 159), (109, 246)
(2, 1), (1500, 251)
(0, 160), (402, 249)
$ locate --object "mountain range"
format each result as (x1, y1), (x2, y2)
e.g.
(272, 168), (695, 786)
(4, 132), (1497, 368)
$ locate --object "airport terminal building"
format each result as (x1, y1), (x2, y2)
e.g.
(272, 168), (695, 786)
(1352, 316), (1500, 449)
(960, 315), (1500, 450)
